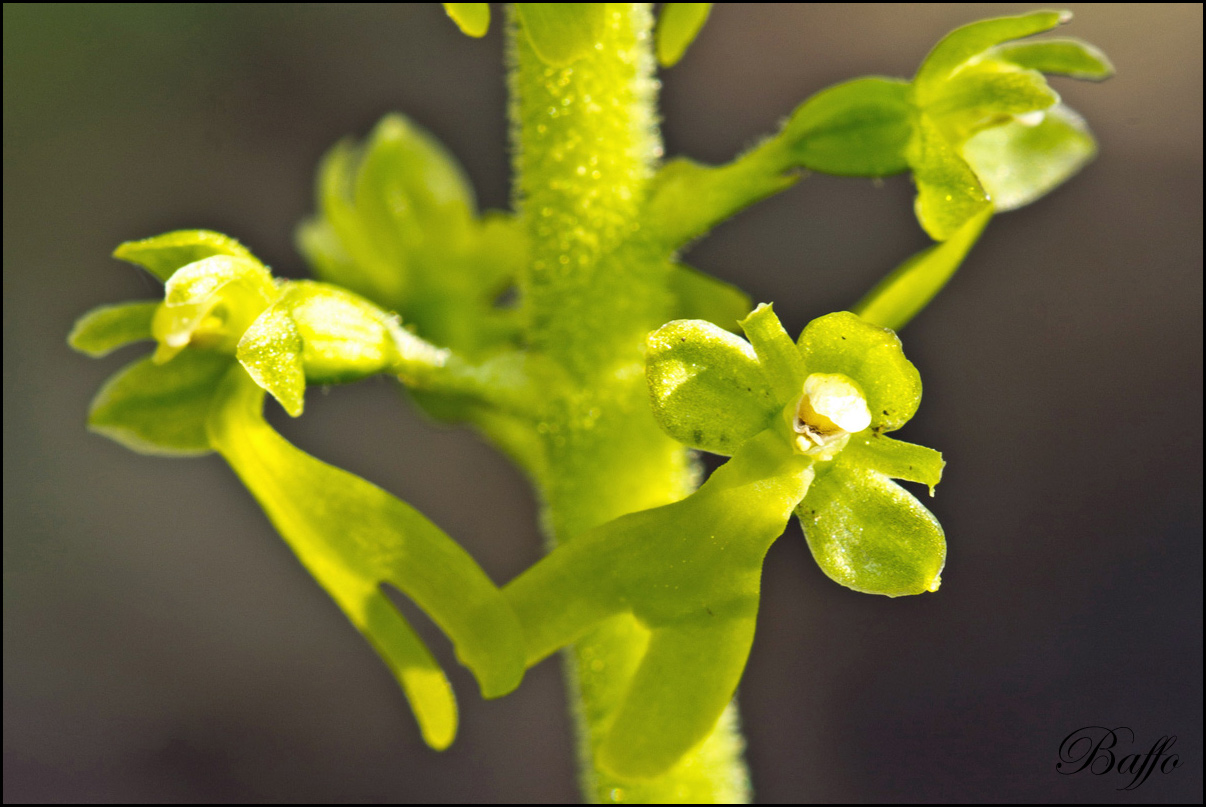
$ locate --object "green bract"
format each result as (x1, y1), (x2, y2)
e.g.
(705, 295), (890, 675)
(69, 231), (525, 749)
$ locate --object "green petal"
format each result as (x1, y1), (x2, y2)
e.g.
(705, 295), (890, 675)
(925, 61), (1058, 142)
(796, 312), (921, 433)
(990, 37), (1114, 81)
(853, 207), (991, 332)
(784, 77), (914, 176)
(68, 300), (158, 357)
(844, 433), (945, 495)
(656, 3), (712, 67)
(961, 104), (1096, 213)
(667, 263), (751, 334)
(443, 3), (490, 38)
(236, 304), (306, 417)
(206, 366), (526, 744)
(646, 319), (777, 455)
(798, 458), (945, 597)
(738, 303), (806, 403)
(913, 9), (1068, 104)
(909, 113), (991, 241)
(87, 350), (233, 456)
(515, 3), (607, 67)
(113, 230), (256, 283)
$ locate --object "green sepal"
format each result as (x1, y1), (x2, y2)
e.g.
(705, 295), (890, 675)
(514, 3), (607, 67)
(738, 303), (805, 403)
(656, 3), (712, 67)
(236, 304), (306, 417)
(68, 300), (158, 357)
(646, 319), (777, 456)
(206, 365), (526, 748)
(667, 263), (751, 333)
(796, 312), (921, 433)
(925, 61), (1059, 142)
(505, 429), (813, 778)
(989, 36), (1114, 81)
(854, 207), (991, 332)
(151, 255), (278, 363)
(784, 77), (914, 176)
(86, 350), (234, 456)
(961, 104), (1096, 213)
(913, 9), (1068, 105)
(443, 3), (490, 37)
(798, 457), (945, 597)
(909, 113), (991, 241)
(844, 432), (945, 495)
(112, 230), (256, 283)
(237, 281), (420, 417)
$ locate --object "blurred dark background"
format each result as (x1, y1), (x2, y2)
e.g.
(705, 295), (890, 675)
(4, 4), (1201, 802)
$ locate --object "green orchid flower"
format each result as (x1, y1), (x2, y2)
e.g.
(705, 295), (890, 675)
(69, 231), (525, 749)
(503, 303), (942, 780)
(650, 304), (946, 597)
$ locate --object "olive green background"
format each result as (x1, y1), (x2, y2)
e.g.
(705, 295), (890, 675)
(5, 4), (1201, 802)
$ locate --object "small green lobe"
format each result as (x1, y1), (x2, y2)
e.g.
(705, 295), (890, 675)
(443, 3), (490, 37)
(797, 312), (921, 433)
(799, 459), (946, 597)
(990, 37), (1114, 81)
(913, 9), (1068, 103)
(236, 304), (306, 417)
(646, 319), (777, 455)
(69, 301), (158, 357)
(656, 3), (712, 67)
(909, 113), (991, 241)
(739, 303), (805, 403)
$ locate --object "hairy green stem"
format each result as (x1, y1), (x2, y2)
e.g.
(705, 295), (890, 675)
(508, 4), (750, 802)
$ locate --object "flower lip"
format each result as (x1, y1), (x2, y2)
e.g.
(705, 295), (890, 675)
(787, 372), (872, 456)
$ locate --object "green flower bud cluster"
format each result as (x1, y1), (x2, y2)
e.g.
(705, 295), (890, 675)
(783, 9), (1112, 241)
